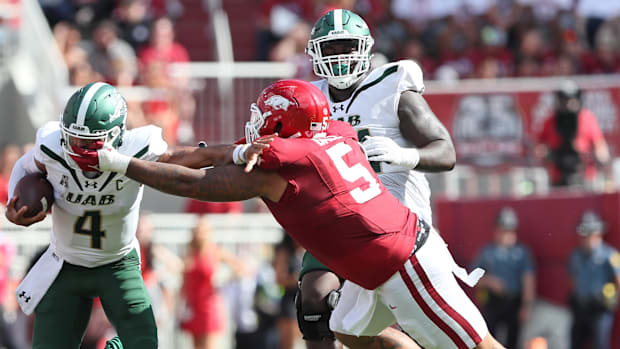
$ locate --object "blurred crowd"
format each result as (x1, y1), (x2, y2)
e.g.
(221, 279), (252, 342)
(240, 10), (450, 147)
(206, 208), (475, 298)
(45, 0), (194, 146)
(0, 211), (307, 349)
(260, 0), (620, 80)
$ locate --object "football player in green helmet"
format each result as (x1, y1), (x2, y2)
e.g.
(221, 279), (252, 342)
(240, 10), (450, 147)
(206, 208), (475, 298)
(60, 82), (128, 173)
(5, 82), (270, 349)
(306, 9), (374, 90)
(299, 9), (505, 349)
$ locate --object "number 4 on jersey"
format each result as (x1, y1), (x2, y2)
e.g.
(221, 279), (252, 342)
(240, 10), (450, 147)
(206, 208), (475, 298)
(74, 211), (105, 249)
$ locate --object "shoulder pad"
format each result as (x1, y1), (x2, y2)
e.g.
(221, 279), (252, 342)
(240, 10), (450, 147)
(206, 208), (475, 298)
(395, 60), (424, 94)
(121, 125), (168, 160)
(35, 121), (61, 146)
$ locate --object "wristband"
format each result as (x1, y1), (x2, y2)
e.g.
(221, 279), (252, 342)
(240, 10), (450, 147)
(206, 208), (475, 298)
(232, 144), (250, 165)
(401, 148), (420, 169)
(98, 149), (132, 174)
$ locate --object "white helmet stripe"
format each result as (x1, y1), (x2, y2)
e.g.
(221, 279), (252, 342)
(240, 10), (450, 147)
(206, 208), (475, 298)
(76, 82), (107, 126)
(334, 9), (343, 32)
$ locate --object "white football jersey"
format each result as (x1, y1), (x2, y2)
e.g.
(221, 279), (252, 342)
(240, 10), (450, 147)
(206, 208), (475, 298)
(33, 121), (167, 267)
(312, 60), (433, 225)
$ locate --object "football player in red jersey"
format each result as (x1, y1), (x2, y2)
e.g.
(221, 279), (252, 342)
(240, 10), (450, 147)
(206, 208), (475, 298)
(91, 80), (504, 349)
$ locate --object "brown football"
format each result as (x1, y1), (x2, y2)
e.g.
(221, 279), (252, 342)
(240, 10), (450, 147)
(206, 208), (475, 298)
(14, 173), (55, 218)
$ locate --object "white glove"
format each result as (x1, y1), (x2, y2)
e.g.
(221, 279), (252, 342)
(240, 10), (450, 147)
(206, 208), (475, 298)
(362, 136), (420, 169)
(97, 147), (132, 174)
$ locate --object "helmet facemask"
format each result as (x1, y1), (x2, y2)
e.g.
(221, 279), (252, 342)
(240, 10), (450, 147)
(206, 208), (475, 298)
(245, 103), (266, 144)
(61, 121), (124, 170)
(307, 35), (374, 89)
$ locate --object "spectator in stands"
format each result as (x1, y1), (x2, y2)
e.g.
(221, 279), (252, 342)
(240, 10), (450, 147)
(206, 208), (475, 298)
(222, 244), (280, 349)
(69, 62), (104, 86)
(138, 16), (189, 72)
(53, 22), (88, 72)
(136, 213), (181, 346)
(536, 80), (610, 187)
(273, 233), (303, 349)
(268, 22), (313, 79)
(113, 0), (153, 51)
(580, 25), (620, 74)
(472, 207), (536, 349)
(85, 20), (138, 85)
(0, 219), (18, 349)
(139, 61), (180, 144)
(568, 210), (620, 349)
(180, 216), (245, 349)
(0, 144), (20, 205)
(256, 0), (314, 61)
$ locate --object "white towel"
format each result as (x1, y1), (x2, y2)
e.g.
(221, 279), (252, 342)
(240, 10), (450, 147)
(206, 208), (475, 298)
(16, 246), (64, 315)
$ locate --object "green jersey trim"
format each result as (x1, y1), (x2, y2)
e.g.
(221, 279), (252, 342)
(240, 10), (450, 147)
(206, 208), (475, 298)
(133, 145), (149, 159)
(40, 144), (84, 191)
(346, 65), (398, 113)
(98, 172), (118, 192)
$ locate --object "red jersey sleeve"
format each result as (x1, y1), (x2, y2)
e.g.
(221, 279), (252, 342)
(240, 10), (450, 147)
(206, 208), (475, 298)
(259, 137), (317, 170)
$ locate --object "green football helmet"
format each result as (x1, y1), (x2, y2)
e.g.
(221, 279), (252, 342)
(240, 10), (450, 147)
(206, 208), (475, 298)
(60, 82), (127, 167)
(306, 9), (374, 89)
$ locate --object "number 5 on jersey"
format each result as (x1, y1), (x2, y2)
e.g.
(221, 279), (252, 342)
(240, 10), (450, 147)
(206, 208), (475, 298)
(326, 142), (381, 204)
(74, 211), (105, 249)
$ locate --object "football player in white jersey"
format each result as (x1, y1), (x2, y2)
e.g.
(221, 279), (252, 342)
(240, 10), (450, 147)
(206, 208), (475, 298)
(4, 82), (265, 349)
(297, 9), (501, 349)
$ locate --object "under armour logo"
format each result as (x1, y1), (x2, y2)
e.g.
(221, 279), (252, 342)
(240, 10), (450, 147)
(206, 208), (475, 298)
(85, 181), (98, 189)
(18, 291), (31, 303)
(332, 104), (344, 113)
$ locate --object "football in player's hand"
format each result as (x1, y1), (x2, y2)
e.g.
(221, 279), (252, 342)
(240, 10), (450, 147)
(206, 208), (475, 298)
(14, 173), (54, 218)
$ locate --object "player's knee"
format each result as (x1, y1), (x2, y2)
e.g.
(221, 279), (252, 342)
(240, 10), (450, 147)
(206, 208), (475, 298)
(299, 270), (341, 311)
(296, 286), (340, 341)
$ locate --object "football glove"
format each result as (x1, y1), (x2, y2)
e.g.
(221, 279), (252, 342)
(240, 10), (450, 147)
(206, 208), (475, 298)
(362, 136), (420, 169)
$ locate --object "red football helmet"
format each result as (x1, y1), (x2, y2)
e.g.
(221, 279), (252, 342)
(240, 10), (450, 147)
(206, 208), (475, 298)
(245, 80), (331, 143)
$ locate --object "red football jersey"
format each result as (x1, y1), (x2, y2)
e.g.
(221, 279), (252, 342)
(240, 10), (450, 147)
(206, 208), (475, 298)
(260, 121), (418, 289)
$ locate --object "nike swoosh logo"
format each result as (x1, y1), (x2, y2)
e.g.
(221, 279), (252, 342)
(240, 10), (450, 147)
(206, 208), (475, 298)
(389, 304), (397, 309)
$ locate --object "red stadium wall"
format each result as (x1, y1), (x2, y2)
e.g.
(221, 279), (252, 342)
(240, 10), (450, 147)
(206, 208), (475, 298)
(435, 191), (620, 346)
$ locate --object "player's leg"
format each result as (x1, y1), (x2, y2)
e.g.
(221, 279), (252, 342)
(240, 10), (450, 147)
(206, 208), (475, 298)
(335, 327), (421, 349)
(32, 264), (94, 349)
(380, 231), (496, 349)
(297, 252), (342, 349)
(298, 271), (341, 349)
(98, 249), (158, 349)
(330, 280), (421, 349)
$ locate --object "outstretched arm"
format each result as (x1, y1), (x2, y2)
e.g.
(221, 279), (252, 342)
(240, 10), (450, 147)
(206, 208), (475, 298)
(157, 145), (236, 168)
(397, 90), (456, 172)
(121, 157), (287, 202)
(158, 135), (276, 171)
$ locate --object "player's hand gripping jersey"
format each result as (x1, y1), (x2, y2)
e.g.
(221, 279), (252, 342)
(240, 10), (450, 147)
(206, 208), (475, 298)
(311, 60), (432, 224)
(33, 121), (167, 267)
(259, 121), (418, 290)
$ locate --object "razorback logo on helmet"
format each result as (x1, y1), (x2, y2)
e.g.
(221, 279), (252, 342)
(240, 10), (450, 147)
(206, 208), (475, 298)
(264, 95), (292, 111)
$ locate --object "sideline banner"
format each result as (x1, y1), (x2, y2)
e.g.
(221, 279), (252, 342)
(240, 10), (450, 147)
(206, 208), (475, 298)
(424, 84), (620, 167)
